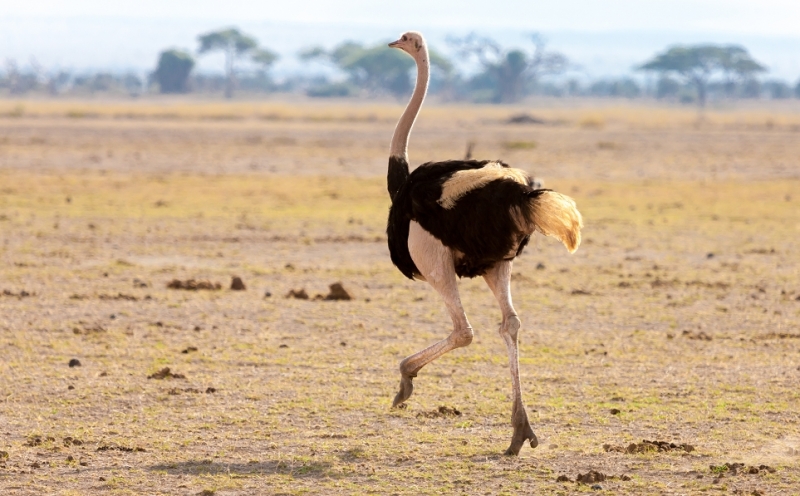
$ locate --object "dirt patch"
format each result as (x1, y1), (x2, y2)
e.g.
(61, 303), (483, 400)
(557, 471), (631, 483)
(98, 293), (140, 301)
(755, 332), (800, 340)
(72, 322), (106, 334)
(1, 289), (34, 298)
(63, 437), (84, 446)
(604, 440), (695, 454)
(417, 406), (462, 419)
(167, 279), (221, 291)
(683, 330), (713, 341)
(709, 462), (776, 476)
(147, 367), (186, 380)
(97, 445), (146, 453)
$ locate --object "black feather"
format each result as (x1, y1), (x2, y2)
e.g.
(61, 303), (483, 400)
(387, 159), (542, 279)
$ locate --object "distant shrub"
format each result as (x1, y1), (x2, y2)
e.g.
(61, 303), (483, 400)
(307, 82), (357, 98)
(154, 49), (195, 94)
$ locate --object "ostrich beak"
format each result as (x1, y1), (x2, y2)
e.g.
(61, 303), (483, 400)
(388, 39), (402, 48)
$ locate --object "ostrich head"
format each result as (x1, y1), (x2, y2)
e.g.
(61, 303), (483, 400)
(388, 32), (426, 57)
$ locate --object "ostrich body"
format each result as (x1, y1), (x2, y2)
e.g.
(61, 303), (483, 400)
(386, 32), (583, 456)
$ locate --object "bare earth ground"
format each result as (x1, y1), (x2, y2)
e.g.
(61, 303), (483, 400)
(0, 100), (799, 495)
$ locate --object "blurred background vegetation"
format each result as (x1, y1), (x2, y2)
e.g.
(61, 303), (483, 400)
(2, 25), (799, 107)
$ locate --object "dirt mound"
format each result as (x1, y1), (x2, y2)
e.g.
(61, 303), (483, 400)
(321, 282), (352, 301)
(417, 406), (462, 418)
(604, 440), (694, 454)
(147, 367), (186, 380)
(286, 288), (309, 299)
(230, 276), (246, 291)
(167, 279), (221, 291)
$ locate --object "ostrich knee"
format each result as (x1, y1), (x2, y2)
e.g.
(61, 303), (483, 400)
(500, 315), (521, 341)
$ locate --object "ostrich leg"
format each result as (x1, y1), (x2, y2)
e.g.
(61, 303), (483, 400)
(392, 222), (473, 408)
(483, 261), (538, 455)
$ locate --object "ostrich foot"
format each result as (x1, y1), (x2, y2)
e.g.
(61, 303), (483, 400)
(392, 374), (415, 408)
(504, 407), (538, 456)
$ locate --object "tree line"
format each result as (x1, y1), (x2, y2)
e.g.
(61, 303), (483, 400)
(2, 26), (800, 106)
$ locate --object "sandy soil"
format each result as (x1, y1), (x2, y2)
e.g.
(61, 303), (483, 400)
(0, 102), (799, 495)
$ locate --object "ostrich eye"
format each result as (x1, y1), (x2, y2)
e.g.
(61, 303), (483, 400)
(402, 35), (407, 41)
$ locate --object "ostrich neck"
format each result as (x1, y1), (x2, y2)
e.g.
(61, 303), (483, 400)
(390, 50), (430, 161)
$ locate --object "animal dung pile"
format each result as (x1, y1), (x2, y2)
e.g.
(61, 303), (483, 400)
(604, 440), (695, 454)
(147, 367), (186, 380)
(284, 282), (353, 301)
(322, 282), (352, 301)
(167, 279), (222, 291)
(1, 289), (34, 298)
(285, 288), (309, 300)
(230, 276), (246, 291)
(416, 406), (462, 418)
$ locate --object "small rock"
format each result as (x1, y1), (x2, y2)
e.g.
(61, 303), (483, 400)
(68, 358), (82, 367)
(591, 484), (603, 490)
(230, 276), (246, 291)
(556, 475), (571, 482)
(706, 252), (715, 259)
(99, 477), (106, 481)
(205, 387), (216, 394)
(264, 291), (272, 298)
(181, 346), (198, 354)
(610, 408), (621, 415)
(279, 344), (289, 349)
(536, 263), (545, 270)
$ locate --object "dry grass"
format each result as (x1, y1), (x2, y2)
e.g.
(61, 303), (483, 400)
(3, 98), (800, 131)
(0, 102), (799, 494)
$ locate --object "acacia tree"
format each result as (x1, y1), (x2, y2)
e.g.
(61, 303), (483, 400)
(449, 33), (567, 103)
(300, 41), (452, 97)
(197, 28), (258, 98)
(638, 44), (766, 107)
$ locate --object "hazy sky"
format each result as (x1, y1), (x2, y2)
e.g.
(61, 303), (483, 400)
(5, 0), (800, 35)
(2, 1), (800, 79)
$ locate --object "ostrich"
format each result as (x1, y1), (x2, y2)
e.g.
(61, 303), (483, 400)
(385, 31), (583, 456)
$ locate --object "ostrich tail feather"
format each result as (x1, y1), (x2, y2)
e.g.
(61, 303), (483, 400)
(527, 190), (583, 253)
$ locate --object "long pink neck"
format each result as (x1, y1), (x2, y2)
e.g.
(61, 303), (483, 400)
(390, 46), (430, 161)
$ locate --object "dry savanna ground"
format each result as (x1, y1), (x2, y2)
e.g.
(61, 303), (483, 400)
(0, 99), (799, 495)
